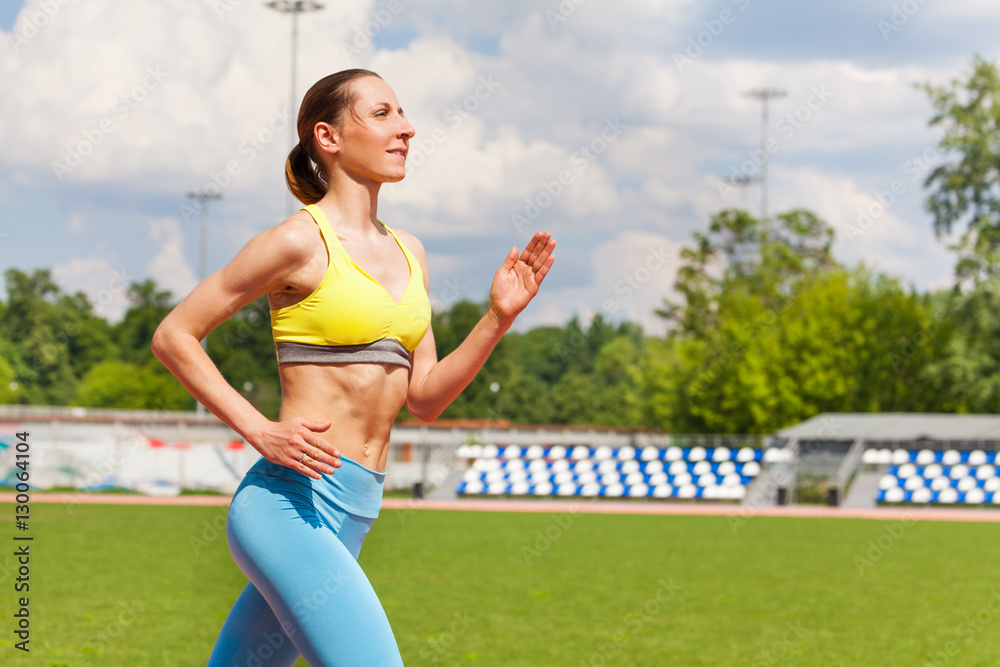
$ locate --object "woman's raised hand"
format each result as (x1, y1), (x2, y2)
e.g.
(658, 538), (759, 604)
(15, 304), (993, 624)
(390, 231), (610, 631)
(488, 231), (556, 325)
(251, 417), (342, 479)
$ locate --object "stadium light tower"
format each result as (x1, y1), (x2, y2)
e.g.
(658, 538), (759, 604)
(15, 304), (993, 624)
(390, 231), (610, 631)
(186, 190), (222, 415)
(265, 0), (325, 214)
(743, 87), (786, 222)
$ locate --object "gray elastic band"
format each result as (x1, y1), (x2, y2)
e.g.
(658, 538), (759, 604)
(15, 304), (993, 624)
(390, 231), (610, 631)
(276, 339), (412, 369)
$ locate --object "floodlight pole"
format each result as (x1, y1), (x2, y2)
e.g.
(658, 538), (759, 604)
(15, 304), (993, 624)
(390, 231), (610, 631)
(265, 0), (325, 215)
(186, 190), (222, 415)
(744, 88), (786, 222)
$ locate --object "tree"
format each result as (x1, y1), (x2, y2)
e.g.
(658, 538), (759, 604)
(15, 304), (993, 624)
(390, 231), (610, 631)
(657, 208), (835, 338)
(920, 55), (1000, 286)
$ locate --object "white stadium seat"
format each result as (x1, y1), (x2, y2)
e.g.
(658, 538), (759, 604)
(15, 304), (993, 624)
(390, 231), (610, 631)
(957, 477), (977, 492)
(640, 446), (660, 461)
(617, 446), (636, 460)
(949, 464), (969, 480)
(969, 450), (987, 466)
(665, 446), (683, 461)
(736, 447), (756, 462)
(891, 449), (910, 465)
(653, 484), (673, 498)
(965, 488), (985, 504)
(942, 450), (961, 466)
(712, 447), (731, 462)
(689, 446), (707, 461)
(548, 446), (567, 459)
(878, 475), (898, 489)
(916, 449), (935, 465)
(930, 477), (951, 491)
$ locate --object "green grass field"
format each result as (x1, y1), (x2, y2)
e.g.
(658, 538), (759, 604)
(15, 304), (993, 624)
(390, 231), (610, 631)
(2, 501), (999, 666)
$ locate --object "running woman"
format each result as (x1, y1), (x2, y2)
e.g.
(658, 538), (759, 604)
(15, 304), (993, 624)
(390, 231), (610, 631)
(152, 69), (556, 666)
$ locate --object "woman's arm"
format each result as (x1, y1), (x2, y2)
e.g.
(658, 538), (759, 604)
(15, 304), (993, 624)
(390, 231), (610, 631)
(403, 231), (556, 422)
(151, 215), (342, 479)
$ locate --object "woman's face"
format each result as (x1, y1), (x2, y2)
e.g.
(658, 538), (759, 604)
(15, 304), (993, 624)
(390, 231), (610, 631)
(328, 76), (415, 184)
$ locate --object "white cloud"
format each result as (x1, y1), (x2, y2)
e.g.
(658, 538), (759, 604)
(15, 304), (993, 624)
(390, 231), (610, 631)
(147, 217), (197, 301)
(51, 256), (133, 323)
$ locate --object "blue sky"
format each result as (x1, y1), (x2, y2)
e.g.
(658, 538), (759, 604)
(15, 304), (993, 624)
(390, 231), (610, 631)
(3, 0), (1000, 332)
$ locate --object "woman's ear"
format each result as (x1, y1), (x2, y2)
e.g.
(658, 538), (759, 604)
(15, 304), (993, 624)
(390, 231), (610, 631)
(313, 122), (341, 157)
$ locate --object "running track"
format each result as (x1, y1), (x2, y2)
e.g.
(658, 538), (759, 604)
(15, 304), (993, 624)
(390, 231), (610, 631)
(3, 493), (1000, 522)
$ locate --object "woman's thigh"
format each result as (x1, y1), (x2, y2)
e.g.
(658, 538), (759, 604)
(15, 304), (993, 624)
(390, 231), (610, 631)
(224, 474), (403, 667)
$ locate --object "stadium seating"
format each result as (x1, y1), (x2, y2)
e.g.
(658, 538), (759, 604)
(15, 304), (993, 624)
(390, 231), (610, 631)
(867, 448), (1000, 505)
(454, 444), (780, 500)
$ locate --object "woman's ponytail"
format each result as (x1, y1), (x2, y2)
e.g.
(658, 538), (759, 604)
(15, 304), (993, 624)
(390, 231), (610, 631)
(285, 141), (327, 206)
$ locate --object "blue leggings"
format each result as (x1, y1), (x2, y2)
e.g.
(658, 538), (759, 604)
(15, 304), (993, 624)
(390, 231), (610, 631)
(206, 455), (404, 667)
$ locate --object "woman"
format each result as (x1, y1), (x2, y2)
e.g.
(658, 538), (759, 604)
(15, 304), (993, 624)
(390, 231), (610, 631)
(152, 68), (555, 666)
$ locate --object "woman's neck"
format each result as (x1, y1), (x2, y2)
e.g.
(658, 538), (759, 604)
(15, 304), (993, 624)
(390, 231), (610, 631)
(315, 172), (383, 237)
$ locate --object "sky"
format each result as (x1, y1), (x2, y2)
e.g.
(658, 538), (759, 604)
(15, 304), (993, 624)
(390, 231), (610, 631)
(2, 0), (999, 335)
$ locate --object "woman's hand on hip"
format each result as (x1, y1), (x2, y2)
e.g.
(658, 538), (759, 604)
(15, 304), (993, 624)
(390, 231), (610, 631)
(488, 231), (556, 326)
(251, 417), (341, 479)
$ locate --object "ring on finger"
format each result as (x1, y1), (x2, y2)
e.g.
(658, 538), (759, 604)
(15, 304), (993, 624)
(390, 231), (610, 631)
(299, 452), (308, 463)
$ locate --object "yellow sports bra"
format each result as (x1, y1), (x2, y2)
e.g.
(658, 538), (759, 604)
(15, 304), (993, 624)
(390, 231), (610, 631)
(270, 204), (431, 369)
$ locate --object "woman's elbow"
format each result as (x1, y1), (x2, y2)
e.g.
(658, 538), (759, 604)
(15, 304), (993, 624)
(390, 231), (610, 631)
(405, 398), (441, 423)
(150, 323), (176, 365)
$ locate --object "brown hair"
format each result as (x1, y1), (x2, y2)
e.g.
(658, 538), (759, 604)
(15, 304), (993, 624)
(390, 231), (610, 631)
(284, 69), (382, 205)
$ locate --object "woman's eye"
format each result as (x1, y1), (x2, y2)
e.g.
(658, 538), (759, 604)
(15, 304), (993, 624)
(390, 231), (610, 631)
(375, 110), (388, 117)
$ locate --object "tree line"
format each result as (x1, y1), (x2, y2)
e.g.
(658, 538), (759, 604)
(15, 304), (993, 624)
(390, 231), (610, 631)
(4, 55), (1000, 434)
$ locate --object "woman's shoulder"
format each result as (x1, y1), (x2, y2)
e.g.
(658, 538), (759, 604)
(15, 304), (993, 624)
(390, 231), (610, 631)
(259, 210), (322, 264)
(387, 225), (425, 258)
